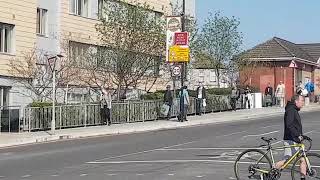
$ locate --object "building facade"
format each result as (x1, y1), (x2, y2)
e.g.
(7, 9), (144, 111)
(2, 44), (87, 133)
(0, 0), (172, 106)
(240, 37), (320, 102)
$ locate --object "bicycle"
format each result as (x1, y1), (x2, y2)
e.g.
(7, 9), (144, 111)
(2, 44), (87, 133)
(234, 136), (320, 180)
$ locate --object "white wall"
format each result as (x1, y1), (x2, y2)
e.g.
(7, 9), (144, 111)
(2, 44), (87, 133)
(188, 69), (230, 89)
(36, 0), (61, 55)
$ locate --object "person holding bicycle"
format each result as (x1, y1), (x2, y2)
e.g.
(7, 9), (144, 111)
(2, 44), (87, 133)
(275, 95), (306, 180)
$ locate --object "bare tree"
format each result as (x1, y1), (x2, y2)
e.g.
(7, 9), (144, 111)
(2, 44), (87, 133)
(95, 0), (166, 99)
(8, 43), (78, 102)
(8, 47), (53, 101)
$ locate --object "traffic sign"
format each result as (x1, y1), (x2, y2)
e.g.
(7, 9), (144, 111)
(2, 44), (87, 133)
(289, 60), (297, 68)
(174, 32), (189, 46)
(169, 45), (190, 63)
(172, 65), (181, 76)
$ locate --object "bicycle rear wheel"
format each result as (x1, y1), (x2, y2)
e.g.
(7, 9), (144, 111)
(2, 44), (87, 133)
(291, 153), (320, 180)
(234, 149), (272, 180)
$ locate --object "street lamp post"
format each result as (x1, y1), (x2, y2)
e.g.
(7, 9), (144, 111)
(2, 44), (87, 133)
(47, 54), (63, 133)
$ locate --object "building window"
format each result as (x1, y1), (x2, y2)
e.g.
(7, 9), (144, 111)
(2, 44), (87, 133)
(69, 41), (97, 67)
(98, 0), (104, 18)
(209, 70), (216, 82)
(0, 23), (14, 53)
(36, 8), (48, 36)
(70, 0), (89, 17)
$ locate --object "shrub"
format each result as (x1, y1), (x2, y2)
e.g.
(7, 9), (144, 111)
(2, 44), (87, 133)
(141, 92), (164, 100)
(207, 88), (231, 95)
(29, 101), (53, 107)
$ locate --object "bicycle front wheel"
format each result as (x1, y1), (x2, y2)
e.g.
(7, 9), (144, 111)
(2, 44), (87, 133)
(234, 149), (272, 180)
(291, 152), (320, 180)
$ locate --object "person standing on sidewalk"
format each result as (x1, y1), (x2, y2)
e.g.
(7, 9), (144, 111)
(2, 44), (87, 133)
(296, 81), (304, 95)
(196, 82), (206, 116)
(275, 95), (307, 180)
(100, 89), (112, 126)
(264, 83), (273, 107)
(244, 86), (252, 109)
(304, 79), (314, 105)
(230, 86), (240, 111)
(276, 81), (285, 107)
(179, 86), (189, 122)
(163, 85), (173, 120)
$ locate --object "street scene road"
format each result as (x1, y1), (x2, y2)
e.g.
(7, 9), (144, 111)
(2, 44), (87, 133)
(0, 110), (319, 180)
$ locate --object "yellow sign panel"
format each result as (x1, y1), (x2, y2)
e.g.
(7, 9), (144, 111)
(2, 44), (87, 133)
(169, 45), (190, 62)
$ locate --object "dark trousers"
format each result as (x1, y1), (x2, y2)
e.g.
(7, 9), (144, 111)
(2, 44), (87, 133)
(166, 104), (172, 119)
(196, 98), (203, 115)
(101, 106), (111, 125)
(231, 98), (237, 111)
(178, 105), (188, 122)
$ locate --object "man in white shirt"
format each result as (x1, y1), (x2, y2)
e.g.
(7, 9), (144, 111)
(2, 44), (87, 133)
(196, 82), (206, 116)
(276, 81), (285, 107)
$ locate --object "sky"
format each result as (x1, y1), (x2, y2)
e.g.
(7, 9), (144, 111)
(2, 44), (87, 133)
(196, 0), (320, 51)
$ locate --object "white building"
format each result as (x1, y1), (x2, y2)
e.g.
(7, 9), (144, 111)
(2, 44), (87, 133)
(188, 69), (230, 89)
(0, 0), (172, 106)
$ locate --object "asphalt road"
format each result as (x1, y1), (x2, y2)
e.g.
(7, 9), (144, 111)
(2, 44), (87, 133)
(0, 110), (320, 180)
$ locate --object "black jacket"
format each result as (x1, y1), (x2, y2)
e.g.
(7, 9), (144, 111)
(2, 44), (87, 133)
(164, 90), (173, 105)
(265, 87), (273, 96)
(283, 101), (302, 142)
(196, 87), (206, 99)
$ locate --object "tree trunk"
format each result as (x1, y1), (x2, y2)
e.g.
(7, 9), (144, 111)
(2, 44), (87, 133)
(216, 69), (221, 88)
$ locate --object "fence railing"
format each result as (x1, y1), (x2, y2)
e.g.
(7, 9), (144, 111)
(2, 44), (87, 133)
(20, 95), (243, 132)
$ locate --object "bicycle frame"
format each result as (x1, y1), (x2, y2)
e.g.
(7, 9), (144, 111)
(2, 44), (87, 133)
(253, 143), (312, 174)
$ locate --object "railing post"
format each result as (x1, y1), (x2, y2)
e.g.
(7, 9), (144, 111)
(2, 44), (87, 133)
(28, 108), (31, 132)
(59, 106), (62, 130)
(142, 101), (145, 122)
(84, 105), (87, 127)
(126, 101), (130, 123)
(8, 106), (11, 133)
(20, 107), (23, 133)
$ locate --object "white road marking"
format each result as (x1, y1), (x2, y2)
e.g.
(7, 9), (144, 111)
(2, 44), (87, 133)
(168, 174), (175, 176)
(51, 174), (59, 177)
(156, 147), (320, 153)
(271, 140), (283, 145)
(89, 140), (197, 162)
(242, 131), (278, 138)
(136, 174), (144, 176)
(196, 175), (204, 178)
(107, 174), (117, 176)
(305, 130), (314, 135)
(21, 175), (31, 178)
(87, 159), (252, 164)
(80, 174), (88, 176)
(229, 177), (236, 180)
(157, 147), (259, 151)
(217, 131), (247, 137)
(260, 125), (280, 129)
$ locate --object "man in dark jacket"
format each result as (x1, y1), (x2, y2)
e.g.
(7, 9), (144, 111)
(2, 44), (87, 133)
(264, 83), (273, 107)
(163, 85), (173, 120)
(275, 95), (306, 180)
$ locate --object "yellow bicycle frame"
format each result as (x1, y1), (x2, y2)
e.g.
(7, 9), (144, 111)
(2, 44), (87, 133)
(252, 143), (310, 174)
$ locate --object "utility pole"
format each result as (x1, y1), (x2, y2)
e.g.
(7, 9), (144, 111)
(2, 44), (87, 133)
(179, 0), (186, 122)
(181, 0), (186, 87)
(48, 54), (63, 133)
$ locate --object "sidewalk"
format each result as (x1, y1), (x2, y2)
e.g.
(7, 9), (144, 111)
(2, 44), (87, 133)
(0, 104), (319, 148)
